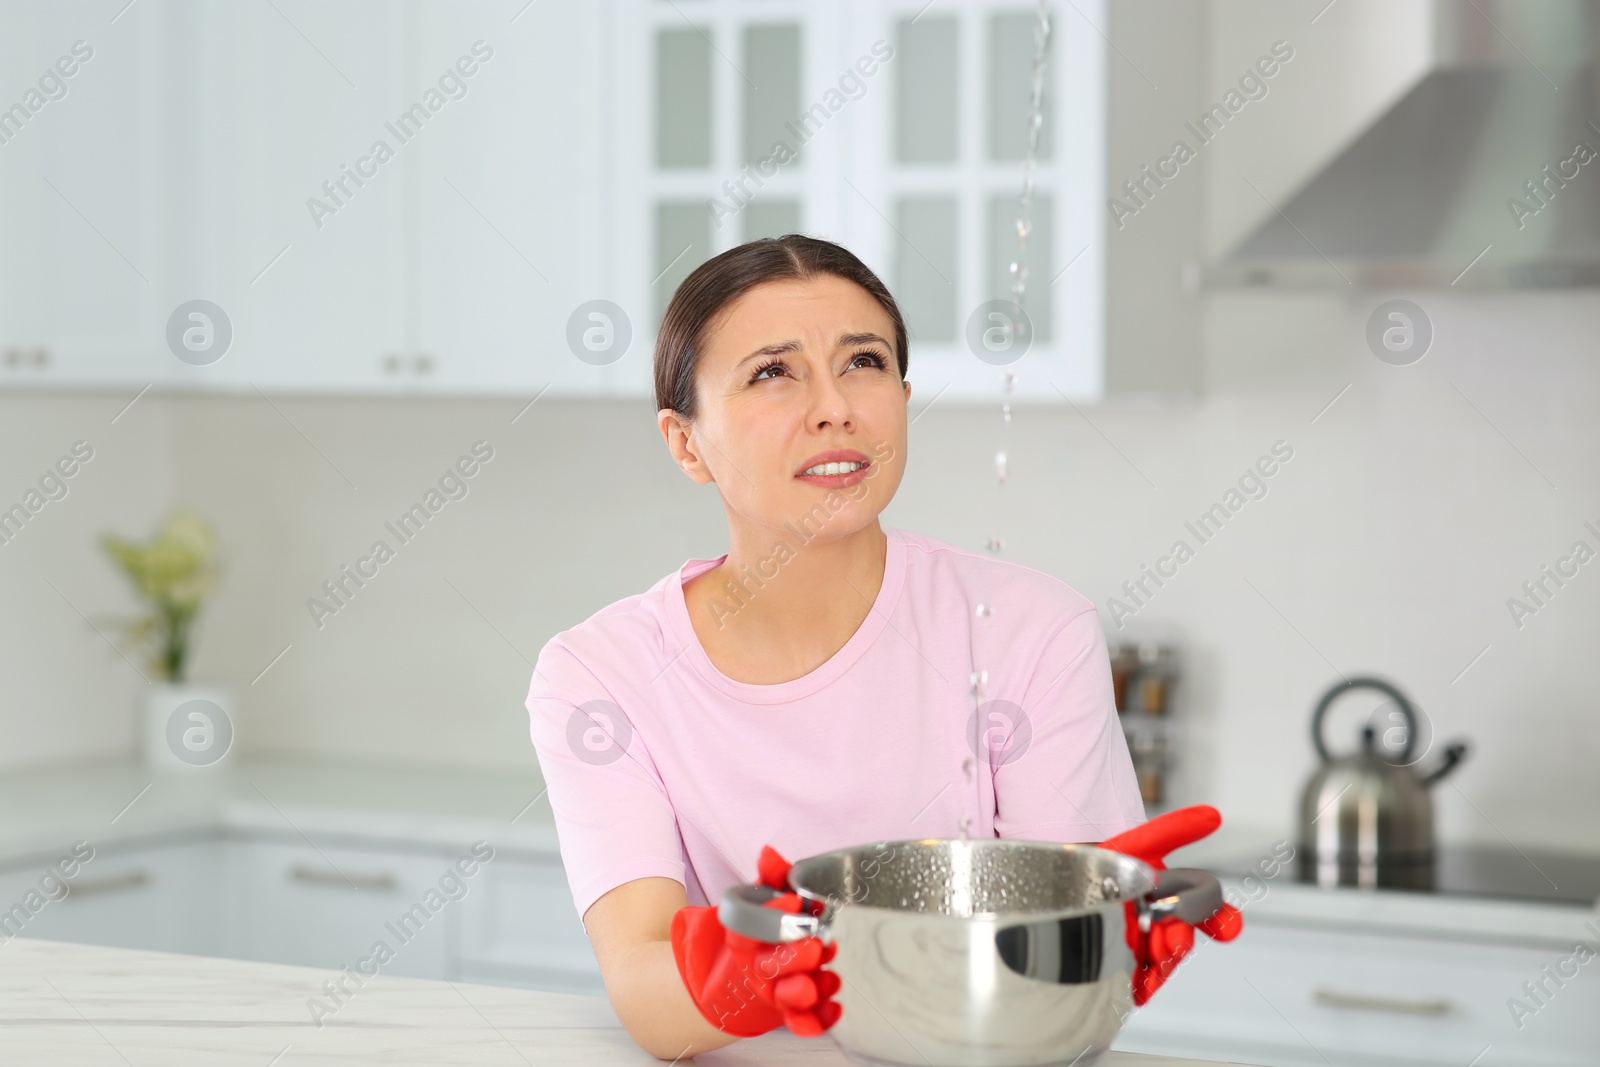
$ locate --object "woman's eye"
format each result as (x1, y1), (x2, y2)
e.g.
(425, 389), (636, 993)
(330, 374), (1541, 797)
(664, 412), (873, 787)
(750, 360), (785, 382)
(851, 351), (887, 370)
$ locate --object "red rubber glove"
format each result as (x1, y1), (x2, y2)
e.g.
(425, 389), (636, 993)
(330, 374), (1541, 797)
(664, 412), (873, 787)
(670, 846), (842, 1038)
(1101, 805), (1243, 1005)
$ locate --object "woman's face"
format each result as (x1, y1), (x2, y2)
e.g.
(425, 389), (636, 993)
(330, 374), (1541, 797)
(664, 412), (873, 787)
(660, 273), (910, 541)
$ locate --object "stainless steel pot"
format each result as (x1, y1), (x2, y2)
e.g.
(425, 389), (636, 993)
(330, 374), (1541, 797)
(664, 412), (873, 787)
(720, 837), (1222, 1067)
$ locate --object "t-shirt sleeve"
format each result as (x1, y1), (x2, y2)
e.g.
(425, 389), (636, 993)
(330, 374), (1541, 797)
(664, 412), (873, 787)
(992, 606), (1147, 843)
(525, 638), (687, 923)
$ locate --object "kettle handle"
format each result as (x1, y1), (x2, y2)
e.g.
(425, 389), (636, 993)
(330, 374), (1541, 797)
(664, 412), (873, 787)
(1312, 677), (1416, 765)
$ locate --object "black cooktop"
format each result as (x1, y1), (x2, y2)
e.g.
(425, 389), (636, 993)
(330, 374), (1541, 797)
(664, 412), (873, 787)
(1212, 844), (1600, 908)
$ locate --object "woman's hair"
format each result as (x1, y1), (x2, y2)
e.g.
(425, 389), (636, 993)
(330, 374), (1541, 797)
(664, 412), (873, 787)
(653, 234), (908, 420)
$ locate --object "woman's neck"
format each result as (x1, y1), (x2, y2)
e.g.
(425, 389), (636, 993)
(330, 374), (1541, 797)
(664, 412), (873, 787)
(684, 521), (888, 685)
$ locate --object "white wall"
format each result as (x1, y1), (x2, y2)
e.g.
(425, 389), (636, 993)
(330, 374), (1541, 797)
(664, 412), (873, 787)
(1, 289), (1596, 854)
(0, 391), (175, 767)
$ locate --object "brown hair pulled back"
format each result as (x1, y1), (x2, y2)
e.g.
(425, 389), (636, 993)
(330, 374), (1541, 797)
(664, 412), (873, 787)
(653, 234), (908, 421)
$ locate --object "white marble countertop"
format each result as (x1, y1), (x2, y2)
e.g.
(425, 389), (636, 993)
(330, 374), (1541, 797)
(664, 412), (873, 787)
(0, 938), (1252, 1066)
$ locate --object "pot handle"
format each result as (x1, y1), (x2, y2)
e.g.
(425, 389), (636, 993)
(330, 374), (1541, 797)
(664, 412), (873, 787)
(719, 884), (825, 943)
(1145, 868), (1224, 925)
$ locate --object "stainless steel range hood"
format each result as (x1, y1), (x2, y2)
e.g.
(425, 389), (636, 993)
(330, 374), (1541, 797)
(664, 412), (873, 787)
(1209, 0), (1600, 289)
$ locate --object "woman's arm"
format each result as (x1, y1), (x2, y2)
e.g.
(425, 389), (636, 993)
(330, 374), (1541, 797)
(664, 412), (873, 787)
(583, 876), (740, 1060)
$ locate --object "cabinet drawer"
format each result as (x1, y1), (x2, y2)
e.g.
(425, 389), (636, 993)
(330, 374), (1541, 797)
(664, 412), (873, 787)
(456, 854), (601, 994)
(0, 842), (221, 956)
(1116, 919), (1600, 1067)
(226, 841), (465, 980)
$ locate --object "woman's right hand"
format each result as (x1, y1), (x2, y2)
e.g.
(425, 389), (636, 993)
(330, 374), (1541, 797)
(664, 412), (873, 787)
(581, 846), (840, 1059)
(671, 846), (842, 1037)
(584, 876), (744, 1059)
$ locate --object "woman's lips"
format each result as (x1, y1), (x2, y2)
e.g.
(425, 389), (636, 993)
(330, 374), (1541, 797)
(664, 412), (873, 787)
(796, 462), (871, 489)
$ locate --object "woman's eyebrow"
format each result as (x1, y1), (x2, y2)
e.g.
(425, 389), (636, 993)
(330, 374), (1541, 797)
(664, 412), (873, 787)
(837, 332), (890, 349)
(735, 332), (890, 370)
(735, 339), (802, 369)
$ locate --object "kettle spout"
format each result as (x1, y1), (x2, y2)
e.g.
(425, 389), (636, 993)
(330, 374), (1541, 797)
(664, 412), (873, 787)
(1417, 741), (1469, 787)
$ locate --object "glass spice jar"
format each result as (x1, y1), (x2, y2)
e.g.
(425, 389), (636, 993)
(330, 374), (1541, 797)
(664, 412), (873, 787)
(1137, 642), (1174, 716)
(1129, 728), (1168, 806)
(1110, 642), (1138, 713)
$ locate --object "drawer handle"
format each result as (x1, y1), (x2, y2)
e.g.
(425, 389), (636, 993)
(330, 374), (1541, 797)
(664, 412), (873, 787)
(1313, 988), (1451, 1016)
(62, 871), (149, 899)
(290, 865), (396, 892)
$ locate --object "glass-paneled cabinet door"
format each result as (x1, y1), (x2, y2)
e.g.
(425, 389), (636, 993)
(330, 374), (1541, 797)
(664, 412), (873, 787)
(847, 0), (1106, 403)
(612, 0), (850, 399)
(0, 1), (168, 390)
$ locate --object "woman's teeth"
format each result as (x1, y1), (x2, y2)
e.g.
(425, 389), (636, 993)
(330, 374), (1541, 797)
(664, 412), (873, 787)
(802, 461), (864, 476)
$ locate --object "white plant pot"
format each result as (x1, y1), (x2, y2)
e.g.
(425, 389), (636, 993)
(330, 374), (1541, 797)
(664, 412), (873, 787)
(144, 683), (236, 773)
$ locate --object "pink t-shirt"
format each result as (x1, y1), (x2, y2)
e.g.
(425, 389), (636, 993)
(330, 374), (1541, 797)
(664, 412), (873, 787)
(525, 526), (1146, 921)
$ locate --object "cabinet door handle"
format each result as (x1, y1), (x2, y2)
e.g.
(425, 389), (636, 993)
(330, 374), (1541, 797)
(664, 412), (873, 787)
(289, 865), (396, 892)
(62, 871), (150, 899)
(1312, 987), (1451, 1016)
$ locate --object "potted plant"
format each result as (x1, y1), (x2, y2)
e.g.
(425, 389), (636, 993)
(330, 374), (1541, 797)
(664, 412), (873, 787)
(100, 510), (234, 771)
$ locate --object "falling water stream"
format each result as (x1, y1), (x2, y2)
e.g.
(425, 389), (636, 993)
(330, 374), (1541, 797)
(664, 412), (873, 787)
(963, 0), (1051, 843)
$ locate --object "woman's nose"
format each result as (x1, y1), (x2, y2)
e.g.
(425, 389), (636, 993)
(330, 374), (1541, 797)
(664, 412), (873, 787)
(806, 374), (853, 429)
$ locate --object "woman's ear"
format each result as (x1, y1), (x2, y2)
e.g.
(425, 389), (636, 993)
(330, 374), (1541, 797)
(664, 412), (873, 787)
(658, 409), (714, 485)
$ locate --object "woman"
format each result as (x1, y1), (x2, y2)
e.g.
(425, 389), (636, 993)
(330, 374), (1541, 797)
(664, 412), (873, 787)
(526, 235), (1147, 1057)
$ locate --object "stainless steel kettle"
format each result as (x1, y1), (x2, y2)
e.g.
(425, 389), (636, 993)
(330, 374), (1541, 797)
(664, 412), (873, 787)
(1298, 677), (1468, 889)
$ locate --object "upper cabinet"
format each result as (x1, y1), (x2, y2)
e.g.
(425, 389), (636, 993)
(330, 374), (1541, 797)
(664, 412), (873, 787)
(405, 0), (612, 398)
(0, 0), (1106, 402)
(174, 0), (411, 393)
(0, 3), (166, 386)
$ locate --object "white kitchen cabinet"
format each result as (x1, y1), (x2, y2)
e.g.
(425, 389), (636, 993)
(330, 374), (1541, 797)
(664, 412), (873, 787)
(454, 851), (603, 995)
(0, 0), (610, 398)
(0, 2), (166, 388)
(406, 1), (613, 398)
(0, 838), (223, 956)
(225, 838), (457, 980)
(1, 830), (600, 995)
(1116, 916), (1600, 1067)
(0, 0), (412, 394)
(160, 0), (410, 394)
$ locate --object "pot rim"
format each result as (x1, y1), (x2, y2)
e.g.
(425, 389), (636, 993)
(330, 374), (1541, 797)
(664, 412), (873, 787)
(784, 837), (1160, 923)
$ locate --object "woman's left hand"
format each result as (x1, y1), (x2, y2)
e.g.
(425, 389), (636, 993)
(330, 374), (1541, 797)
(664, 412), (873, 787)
(1101, 805), (1243, 1004)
